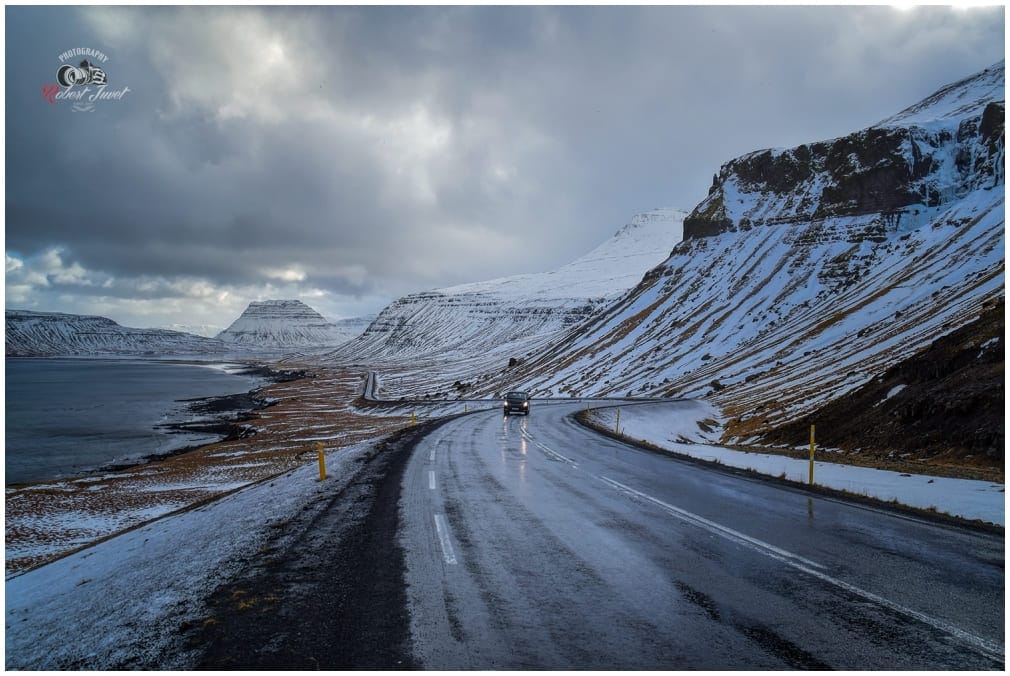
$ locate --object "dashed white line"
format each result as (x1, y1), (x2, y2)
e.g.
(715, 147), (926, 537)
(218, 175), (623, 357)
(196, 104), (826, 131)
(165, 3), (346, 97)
(428, 470), (436, 490)
(429, 448), (436, 463)
(433, 513), (457, 565)
(521, 429), (578, 467)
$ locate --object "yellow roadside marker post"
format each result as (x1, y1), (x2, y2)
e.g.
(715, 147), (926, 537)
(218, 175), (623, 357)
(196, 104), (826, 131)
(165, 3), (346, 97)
(615, 408), (621, 436)
(808, 425), (816, 486)
(316, 442), (327, 481)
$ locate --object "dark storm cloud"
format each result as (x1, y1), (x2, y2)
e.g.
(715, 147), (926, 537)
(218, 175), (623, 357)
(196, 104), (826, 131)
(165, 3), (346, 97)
(5, 5), (1004, 329)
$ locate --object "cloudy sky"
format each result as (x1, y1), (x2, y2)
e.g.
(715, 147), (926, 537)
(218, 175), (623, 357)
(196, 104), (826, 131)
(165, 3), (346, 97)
(5, 5), (1004, 334)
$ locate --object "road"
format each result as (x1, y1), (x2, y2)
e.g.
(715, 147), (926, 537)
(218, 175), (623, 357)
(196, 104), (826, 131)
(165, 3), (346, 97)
(399, 402), (1004, 669)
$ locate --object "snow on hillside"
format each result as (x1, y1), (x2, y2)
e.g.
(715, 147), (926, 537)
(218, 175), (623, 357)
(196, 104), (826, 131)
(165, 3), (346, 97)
(508, 62), (1004, 434)
(525, 190), (1001, 398)
(324, 209), (686, 387)
(5, 310), (228, 357)
(165, 323), (225, 338)
(4, 302), (370, 358)
(441, 207), (686, 301)
(877, 60), (1004, 128)
(216, 299), (358, 349)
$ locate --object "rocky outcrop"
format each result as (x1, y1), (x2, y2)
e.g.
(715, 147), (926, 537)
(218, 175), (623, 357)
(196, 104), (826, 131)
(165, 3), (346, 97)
(685, 62), (1004, 239)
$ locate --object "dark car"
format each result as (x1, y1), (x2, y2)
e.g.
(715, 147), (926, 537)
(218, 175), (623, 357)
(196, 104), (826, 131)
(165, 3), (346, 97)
(503, 391), (531, 416)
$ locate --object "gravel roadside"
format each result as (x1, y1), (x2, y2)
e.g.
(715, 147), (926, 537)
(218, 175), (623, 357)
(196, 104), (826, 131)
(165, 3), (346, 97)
(191, 418), (454, 668)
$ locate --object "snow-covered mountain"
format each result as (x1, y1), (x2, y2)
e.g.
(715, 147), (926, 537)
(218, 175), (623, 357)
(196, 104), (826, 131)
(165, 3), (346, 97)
(325, 208), (686, 383)
(507, 61), (1003, 436)
(331, 314), (376, 344)
(216, 299), (358, 349)
(335, 62), (1003, 440)
(6, 301), (369, 358)
(5, 310), (229, 357)
(165, 323), (225, 339)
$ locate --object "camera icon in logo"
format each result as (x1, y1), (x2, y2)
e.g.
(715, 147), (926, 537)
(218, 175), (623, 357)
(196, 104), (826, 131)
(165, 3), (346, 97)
(57, 60), (107, 88)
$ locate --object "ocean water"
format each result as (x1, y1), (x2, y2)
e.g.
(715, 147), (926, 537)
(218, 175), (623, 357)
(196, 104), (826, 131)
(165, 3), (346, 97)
(5, 359), (267, 485)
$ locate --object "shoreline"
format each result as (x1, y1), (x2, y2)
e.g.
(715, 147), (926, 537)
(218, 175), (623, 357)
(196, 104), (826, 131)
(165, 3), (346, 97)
(5, 366), (414, 576)
(123, 362), (313, 468)
(5, 359), (308, 488)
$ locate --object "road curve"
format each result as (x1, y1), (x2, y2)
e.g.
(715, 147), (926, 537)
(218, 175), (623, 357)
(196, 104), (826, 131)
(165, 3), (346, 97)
(400, 401), (1004, 669)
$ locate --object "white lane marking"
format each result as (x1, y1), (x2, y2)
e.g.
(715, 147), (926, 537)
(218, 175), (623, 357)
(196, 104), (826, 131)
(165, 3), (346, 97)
(599, 476), (1004, 664)
(429, 448), (436, 463)
(428, 470), (436, 490)
(433, 514), (457, 565)
(522, 429), (578, 467)
(599, 476), (825, 570)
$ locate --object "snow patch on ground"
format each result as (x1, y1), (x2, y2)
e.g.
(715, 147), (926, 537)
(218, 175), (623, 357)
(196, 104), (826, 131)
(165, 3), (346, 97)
(5, 441), (374, 669)
(885, 384), (907, 400)
(590, 401), (1004, 526)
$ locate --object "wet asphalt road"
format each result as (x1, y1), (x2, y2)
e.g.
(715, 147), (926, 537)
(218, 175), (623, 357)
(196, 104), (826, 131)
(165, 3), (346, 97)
(400, 402), (1004, 669)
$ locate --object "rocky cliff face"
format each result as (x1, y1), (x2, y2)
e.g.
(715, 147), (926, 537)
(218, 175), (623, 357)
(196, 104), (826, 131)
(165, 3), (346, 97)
(685, 61), (1004, 239)
(5, 310), (228, 357)
(216, 300), (353, 349)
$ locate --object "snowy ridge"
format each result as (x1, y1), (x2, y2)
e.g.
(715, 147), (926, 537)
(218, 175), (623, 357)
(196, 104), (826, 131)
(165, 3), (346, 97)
(325, 208), (686, 368)
(877, 60), (1004, 127)
(439, 207), (686, 300)
(216, 300), (357, 349)
(5, 310), (228, 357)
(684, 63), (1004, 241)
(506, 62), (1004, 432)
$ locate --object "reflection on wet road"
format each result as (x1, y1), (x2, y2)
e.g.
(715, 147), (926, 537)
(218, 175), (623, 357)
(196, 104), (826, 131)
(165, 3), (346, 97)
(400, 402), (1004, 669)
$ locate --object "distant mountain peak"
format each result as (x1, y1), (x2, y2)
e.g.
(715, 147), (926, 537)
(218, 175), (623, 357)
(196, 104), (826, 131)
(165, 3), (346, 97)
(216, 299), (358, 349)
(246, 299), (314, 310)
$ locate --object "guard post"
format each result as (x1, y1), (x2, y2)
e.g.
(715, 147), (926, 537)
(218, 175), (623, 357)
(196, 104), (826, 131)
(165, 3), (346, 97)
(808, 425), (815, 485)
(317, 442), (327, 481)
